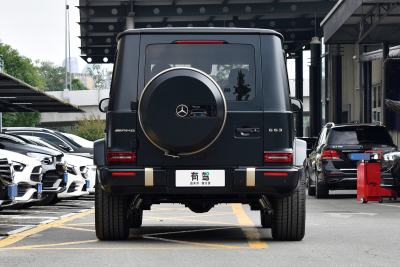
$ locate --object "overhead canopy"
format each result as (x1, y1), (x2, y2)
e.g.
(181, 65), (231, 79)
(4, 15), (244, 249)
(0, 73), (83, 112)
(322, 0), (400, 44)
(78, 0), (336, 63)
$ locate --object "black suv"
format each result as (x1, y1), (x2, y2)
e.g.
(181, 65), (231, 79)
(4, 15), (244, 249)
(305, 123), (397, 198)
(94, 28), (305, 241)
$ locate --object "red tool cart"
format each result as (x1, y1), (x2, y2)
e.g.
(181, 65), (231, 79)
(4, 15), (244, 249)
(357, 160), (397, 204)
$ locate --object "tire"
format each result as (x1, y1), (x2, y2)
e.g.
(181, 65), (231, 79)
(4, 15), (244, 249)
(95, 182), (129, 240)
(271, 172), (306, 241)
(37, 194), (58, 206)
(138, 67), (227, 156)
(128, 209), (143, 228)
(260, 211), (272, 228)
(315, 175), (329, 199)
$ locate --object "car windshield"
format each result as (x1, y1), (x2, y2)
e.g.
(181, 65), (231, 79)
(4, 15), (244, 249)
(21, 135), (62, 152)
(60, 132), (93, 148)
(145, 44), (256, 101)
(328, 126), (394, 146)
(0, 134), (26, 144)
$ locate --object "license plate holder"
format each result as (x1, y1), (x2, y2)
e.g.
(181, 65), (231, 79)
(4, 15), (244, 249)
(37, 183), (43, 194)
(175, 170), (225, 187)
(7, 184), (18, 199)
(349, 153), (371, 161)
(63, 172), (68, 183)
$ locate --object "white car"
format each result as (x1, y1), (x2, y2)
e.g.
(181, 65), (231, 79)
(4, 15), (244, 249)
(0, 149), (43, 207)
(0, 154), (17, 208)
(60, 132), (94, 149)
(20, 136), (96, 195)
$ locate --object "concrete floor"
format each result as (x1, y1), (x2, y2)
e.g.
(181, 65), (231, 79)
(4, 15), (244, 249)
(0, 191), (399, 267)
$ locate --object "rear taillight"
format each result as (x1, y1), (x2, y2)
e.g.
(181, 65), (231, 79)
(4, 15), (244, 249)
(321, 149), (341, 160)
(107, 151), (136, 163)
(264, 151), (293, 164)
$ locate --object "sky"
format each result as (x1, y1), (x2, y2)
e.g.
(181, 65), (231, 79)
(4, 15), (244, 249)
(0, 0), (309, 94)
(0, 0), (85, 71)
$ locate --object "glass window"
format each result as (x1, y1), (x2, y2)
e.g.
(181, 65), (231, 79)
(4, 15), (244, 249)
(145, 44), (256, 101)
(328, 127), (394, 145)
(31, 132), (72, 150)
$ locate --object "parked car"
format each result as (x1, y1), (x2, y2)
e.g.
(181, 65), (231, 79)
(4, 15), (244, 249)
(59, 132), (94, 149)
(21, 135), (96, 195)
(0, 154), (17, 209)
(3, 127), (93, 158)
(304, 123), (397, 198)
(0, 133), (67, 205)
(94, 27), (306, 241)
(297, 137), (318, 157)
(0, 149), (43, 208)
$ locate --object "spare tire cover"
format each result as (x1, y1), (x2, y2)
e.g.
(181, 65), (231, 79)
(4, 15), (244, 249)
(138, 67), (227, 156)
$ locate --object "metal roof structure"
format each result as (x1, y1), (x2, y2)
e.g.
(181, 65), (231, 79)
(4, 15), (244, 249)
(0, 72), (83, 112)
(78, 0), (337, 63)
(322, 0), (400, 44)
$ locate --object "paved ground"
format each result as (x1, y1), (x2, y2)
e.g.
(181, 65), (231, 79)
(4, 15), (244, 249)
(0, 192), (399, 267)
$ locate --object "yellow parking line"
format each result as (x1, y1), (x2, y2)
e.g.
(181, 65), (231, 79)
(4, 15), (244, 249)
(2, 246), (252, 251)
(144, 235), (243, 249)
(231, 204), (268, 249)
(55, 225), (95, 232)
(0, 209), (94, 248)
(6, 240), (98, 250)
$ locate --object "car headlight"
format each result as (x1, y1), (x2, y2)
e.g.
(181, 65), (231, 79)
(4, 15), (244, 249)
(12, 161), (26, 172)
(26, 152), (54, 165)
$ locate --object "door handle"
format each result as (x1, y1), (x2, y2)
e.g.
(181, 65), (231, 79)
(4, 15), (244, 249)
(236, 127), (260, 137)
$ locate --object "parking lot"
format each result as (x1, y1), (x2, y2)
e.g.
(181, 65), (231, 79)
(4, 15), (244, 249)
(0, 192), (399, 267)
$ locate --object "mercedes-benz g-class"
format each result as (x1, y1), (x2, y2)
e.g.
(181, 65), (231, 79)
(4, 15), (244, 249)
(95, 28), (306, 241)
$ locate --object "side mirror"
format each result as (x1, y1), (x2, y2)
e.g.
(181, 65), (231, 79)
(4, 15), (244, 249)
(59, 144), (73, 152)
(99, 98), (109, 113)
(290, 97), (303, 113)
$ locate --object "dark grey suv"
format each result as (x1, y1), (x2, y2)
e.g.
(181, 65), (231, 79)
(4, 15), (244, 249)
(94, 28), (305, 241)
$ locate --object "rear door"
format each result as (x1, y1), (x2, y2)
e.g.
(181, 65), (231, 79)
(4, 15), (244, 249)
(136, 34), (264, 167)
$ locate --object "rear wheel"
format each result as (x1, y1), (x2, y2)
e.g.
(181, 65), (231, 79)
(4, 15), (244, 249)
(95, 182), (129, 240)
(271, 172), (306, 241)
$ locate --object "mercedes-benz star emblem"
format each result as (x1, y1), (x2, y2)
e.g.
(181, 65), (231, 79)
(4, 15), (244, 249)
(176, 104), (189, 118)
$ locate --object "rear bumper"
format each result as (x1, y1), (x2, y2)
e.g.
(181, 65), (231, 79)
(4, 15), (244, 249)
(98, 166), (301, 197)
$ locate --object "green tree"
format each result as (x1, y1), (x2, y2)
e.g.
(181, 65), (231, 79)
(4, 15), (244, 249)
(36, 61), (65, 91)
(71, 78), (86, 90)
(0, 43), (42, 126)
(233, 70), (251, 101)
(85, 64), (108, 90)
(70, 115), (105, 141)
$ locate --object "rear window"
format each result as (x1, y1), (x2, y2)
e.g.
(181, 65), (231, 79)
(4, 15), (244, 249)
(145, 44), (256, 101)
(328, 127), (394, 145)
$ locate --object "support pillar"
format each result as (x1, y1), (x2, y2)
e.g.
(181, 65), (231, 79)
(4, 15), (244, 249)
(309, 37), (322, 137)
(126, 12), (135, 30)
(332, 45), (343, 123)
(295, 50), (304, 137)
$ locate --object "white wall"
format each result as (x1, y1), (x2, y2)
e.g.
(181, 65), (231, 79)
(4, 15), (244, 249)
(40, 89), (109, 124)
